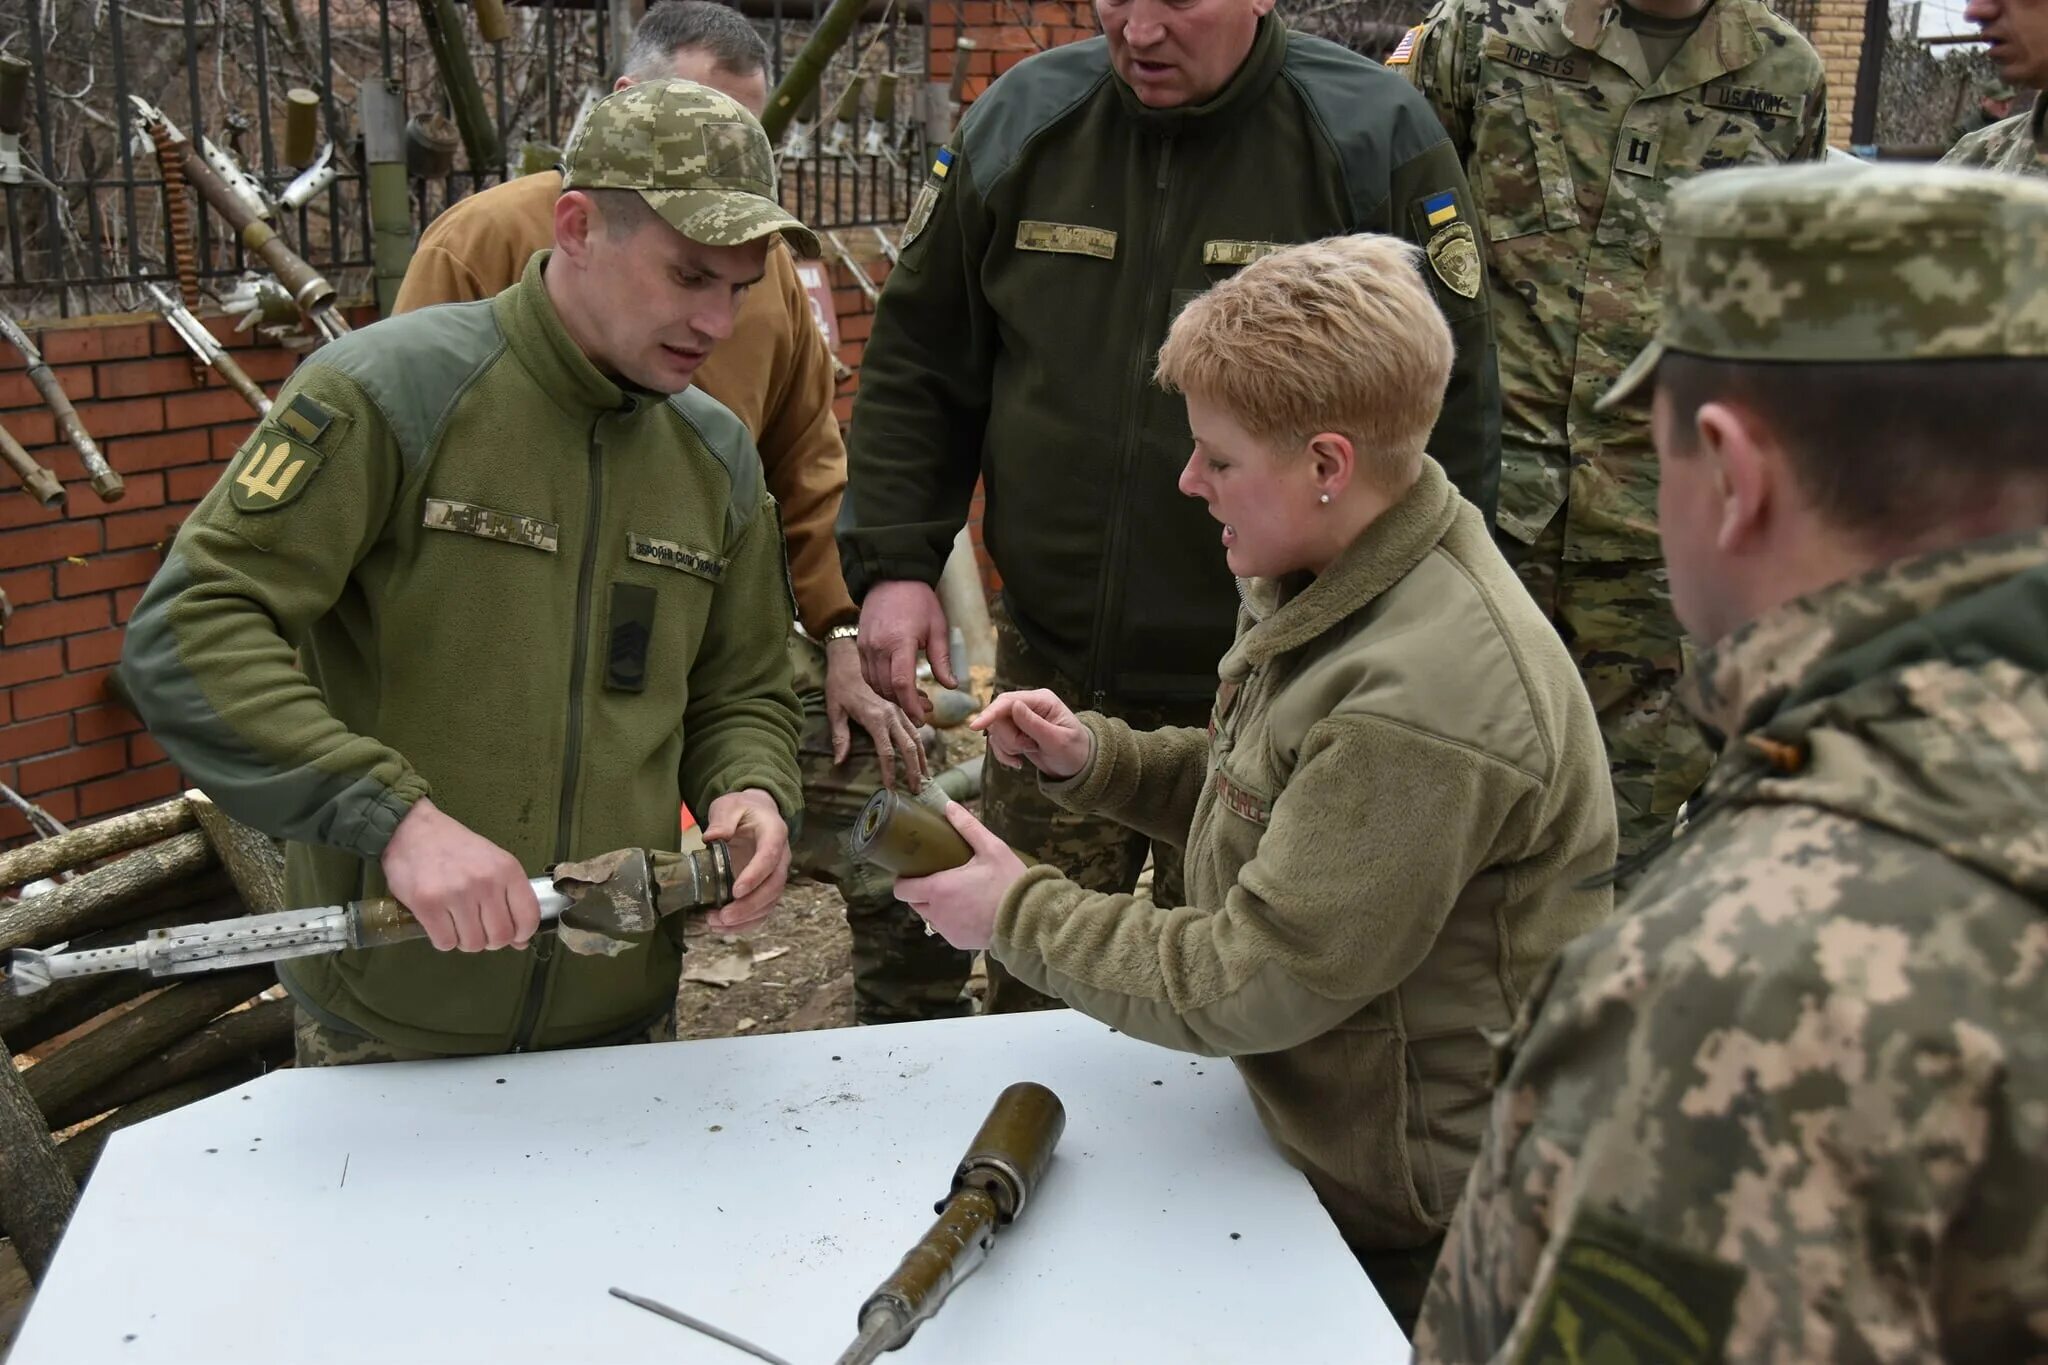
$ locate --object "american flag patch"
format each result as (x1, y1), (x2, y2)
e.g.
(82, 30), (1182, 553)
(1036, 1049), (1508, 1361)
(1386, 25), (1422, 65)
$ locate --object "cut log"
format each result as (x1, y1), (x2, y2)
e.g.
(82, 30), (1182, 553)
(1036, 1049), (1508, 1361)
(0, 1033), (76, 1282)
(48, 996), (293, 1130)
(20, 969), (270, 1119)
(0, 832), (219, 953)
(58, 1062), (265, 1185)
(0, 798), (196, 893)
(186, 790), (287, 913)
(0, 892), (239, 1044)
(0, 1237), (30, 1354)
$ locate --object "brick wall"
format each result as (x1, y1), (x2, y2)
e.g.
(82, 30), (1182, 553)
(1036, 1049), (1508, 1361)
(0, 312), (373, 844)
(1806, 0), (1870, 147)
(0, 11), (1096, 847)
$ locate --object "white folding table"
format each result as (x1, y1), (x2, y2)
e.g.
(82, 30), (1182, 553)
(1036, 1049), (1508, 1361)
(11, 1011), (1407, 1363)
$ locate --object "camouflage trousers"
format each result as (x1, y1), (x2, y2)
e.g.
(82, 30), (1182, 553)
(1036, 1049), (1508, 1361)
(786, 634), (975, 1026)
(980, 609), (1205, 1015)
(293, 1006), (677, 1066)
(1510, 514), (1712, 860)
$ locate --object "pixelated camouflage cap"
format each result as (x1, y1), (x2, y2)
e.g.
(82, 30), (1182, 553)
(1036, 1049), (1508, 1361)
(560, 77), (820, 258)
(1598, 162), (2048, 411)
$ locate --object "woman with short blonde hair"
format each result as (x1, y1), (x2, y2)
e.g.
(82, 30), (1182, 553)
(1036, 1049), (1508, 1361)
(898, 235), (1617, 1332)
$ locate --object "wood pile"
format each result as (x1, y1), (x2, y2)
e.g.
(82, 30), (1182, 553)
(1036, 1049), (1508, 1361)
(0, 789), (293, 1301)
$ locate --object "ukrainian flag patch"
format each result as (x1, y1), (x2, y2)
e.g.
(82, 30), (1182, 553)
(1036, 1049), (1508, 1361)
(932, 147), (954, 179)
(1424, 191), (1458, 226)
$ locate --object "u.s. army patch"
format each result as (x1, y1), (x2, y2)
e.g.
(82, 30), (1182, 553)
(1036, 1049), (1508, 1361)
(229, 435), (323, 511)
(1426, 220), (1481, 298)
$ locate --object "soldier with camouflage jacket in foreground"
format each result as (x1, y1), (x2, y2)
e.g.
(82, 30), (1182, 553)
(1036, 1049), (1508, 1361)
(1417, 162), (2048, 1361)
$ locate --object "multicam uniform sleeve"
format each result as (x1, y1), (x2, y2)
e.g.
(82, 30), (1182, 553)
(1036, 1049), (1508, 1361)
(678, 490), (804, 819)
(1405, 0), (1478, 156)
(1793, 72), (1831, 161)
(836, 138), (996, 598)
(1417, 817), (2047, 1362)
(119, 367), (428, 857)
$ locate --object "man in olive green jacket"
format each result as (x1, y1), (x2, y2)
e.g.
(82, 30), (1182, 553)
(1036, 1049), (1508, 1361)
(843, 0), (1503, 1010)
(119, 81), (811, 1058)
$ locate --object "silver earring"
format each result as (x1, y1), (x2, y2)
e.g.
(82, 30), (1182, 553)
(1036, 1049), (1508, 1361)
(1318, 493), (1331, 505)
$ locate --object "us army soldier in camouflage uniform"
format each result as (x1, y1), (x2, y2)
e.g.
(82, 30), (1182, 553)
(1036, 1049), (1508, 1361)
(1399, 0), (1828, 857)
(1942, 0), (2047, 175)
(1416, 163), (2048, 1361)
(121, 82), (812, 1063)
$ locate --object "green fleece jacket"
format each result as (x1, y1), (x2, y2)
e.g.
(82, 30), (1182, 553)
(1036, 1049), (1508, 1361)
(995, 459), (1615, 1257)
(120, 253), (802, 1054)
(841, 14), (1501, 707)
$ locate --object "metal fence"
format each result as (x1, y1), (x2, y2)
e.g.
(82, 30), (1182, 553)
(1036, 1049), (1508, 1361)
(0, 0), (927, 319)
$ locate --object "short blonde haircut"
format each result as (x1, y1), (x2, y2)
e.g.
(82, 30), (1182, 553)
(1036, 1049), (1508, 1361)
(1155, 234), (1454, 485)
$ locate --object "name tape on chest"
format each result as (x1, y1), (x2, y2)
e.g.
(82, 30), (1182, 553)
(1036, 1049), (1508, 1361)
(422, 498), (560, 552)
(1482, 32), (1592, 83)
(628, 533), (728, 582)
(1213, 767), (1273, 826)
(1702, 83), (1807, 119)
(1202, 240), (1287, 267)
(1015, 221), (1118, 260)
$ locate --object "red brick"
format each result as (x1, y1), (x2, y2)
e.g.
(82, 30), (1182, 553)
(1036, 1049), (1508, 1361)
(104, 505), (190, 552)
(837, 311), (873, 344)
(0, 372), (43, 407)
(0, 787), (77, 840)
(129, 733), (169, 766)
(0, 566), (53, 609)
(11, 666), (116, 721)
(18, 738), (130, 795)
(0, 408), (57, 454)
(216, 346), (298, 384)
(72, 397), (165, 441)
(166, 389), (267, 430)
(97, 357), (203, 400)
(65, 628), (127, 671)
(168, 463), (228, 502)
(210, 425), (252, 461)
(0, 694), (9, 726)
(114, 585), (149, 624)
(0, 641), (63, 686)
(74, 703), (144, 744)
(2, 595), (112, 647)
(79, 763), (186, 818)
(0, 520), (100, 570)
(36, 327), (105, 365)
(57, 547), (161, 597)
(0, 716), (73, 763)
(105, 428), (211, 474)
(110, 471), (167, 512)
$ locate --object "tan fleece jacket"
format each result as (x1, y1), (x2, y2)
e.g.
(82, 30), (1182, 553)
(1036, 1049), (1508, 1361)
(993, 458), (1617, 1257)
(392, 169), (857, 633)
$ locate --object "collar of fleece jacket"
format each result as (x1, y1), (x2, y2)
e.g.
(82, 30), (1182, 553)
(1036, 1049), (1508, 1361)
(1227, 458), (1460, 673)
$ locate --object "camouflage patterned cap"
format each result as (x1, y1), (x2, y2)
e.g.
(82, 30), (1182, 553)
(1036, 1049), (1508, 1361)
(560, 77), (820, 258)
(1598, 163), (2048, 411)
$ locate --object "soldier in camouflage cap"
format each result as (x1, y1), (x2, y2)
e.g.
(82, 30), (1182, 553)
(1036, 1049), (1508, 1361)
(562, 77), (819, 257)
(1399, 0), (1830, 864)
(1417, 162), (2048, 1360)
(121, 75), (816, 1062)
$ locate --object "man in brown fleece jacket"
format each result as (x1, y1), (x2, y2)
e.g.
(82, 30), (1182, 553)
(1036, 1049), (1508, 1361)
(897, 235), (1616, 1331)
(393, 2), (973, 1024)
